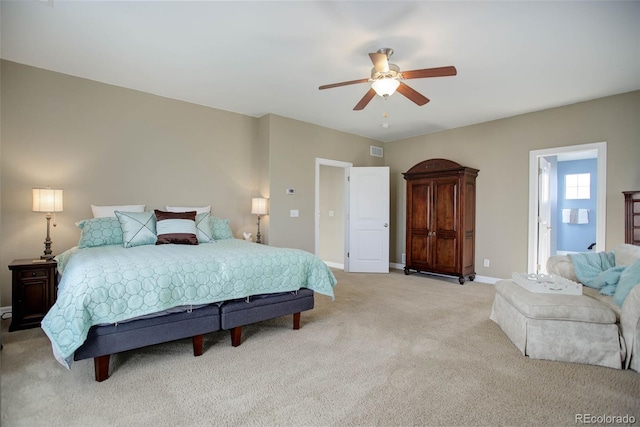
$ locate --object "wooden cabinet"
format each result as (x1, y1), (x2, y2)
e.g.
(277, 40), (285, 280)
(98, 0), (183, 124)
(624, 191), (640, 246)
(8, 259), (57, 332)
(403, 159), (479, 284)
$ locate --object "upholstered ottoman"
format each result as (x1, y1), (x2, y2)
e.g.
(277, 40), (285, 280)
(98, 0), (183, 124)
(490, 280), (625, 369)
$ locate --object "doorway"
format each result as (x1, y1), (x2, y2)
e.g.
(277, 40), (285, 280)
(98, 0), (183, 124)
(528, 142), (607, 274)
(315, 158), (352, 269)
(315, 159), (390, 272)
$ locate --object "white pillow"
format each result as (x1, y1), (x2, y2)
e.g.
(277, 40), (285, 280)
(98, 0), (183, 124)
(165, 205), (211, 214)
(92, 204), (145, 218)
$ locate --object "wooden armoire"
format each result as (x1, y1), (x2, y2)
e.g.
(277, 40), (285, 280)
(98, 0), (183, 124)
(403, 159), (479, 284)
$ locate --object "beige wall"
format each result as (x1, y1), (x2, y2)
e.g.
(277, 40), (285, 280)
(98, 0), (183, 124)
(319, 164), (345, 264)
(1, 59), (638, 306)
(0, 60), (261, 305)
(0, 61), (382, 306)
(266, 114), (383, 253)
(384, 90), (640, 280)
(254, 115), (271, 244)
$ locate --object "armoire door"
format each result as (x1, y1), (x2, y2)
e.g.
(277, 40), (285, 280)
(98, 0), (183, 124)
(431, 177), (459, 274)
(408, 180), (432, 269)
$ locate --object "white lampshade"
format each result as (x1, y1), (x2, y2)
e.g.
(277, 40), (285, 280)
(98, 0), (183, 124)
(32, 188), (64, 213)
(251, 197), (268, 215)
(372, 78), (400, 97)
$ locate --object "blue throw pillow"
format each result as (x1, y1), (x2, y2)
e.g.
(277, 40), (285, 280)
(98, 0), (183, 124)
(613, 260), (640, 307)
(115, 211), (157, 248)
(77, 217), (123, 248)
(210, 216), (233, 240)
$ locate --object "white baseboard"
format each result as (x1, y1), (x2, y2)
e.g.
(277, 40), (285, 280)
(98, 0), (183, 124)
(390, 263), (499, 284)
(473, 275), (500, 285)
(1, 306), (12, 318)
(324, 261), (344, 270)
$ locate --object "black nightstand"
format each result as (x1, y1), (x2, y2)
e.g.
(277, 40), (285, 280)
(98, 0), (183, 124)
(8, 259), (57, 332)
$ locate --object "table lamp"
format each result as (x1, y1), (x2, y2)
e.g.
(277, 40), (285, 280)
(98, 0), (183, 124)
(32, 188), (63, 260)
(251, 197), (268, 244)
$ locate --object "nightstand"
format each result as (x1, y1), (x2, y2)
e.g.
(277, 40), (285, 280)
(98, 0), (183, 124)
(8, 259), (57, 332)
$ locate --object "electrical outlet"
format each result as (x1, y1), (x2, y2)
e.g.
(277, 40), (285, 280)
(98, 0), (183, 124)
(483, 259), (490, 267)
(402, 253), (406, 264)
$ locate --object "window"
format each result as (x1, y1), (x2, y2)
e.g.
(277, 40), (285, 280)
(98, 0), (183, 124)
(565, 173), (590, 199)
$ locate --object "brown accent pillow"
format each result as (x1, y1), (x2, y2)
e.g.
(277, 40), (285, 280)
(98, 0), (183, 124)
(154, 210), (198, 245)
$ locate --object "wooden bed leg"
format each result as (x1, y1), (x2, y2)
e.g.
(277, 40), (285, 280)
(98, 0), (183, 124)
(293, 312), (301, 330)
(94, 355), (110, 382)
(230, 326), (242, 347)
(193, 334), (204, 356)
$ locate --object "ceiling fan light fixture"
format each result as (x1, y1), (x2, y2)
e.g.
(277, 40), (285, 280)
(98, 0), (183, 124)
(372, 78), (400, 98)
(319, 48), (455, 110)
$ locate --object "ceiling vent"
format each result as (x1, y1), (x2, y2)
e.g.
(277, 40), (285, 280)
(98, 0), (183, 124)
(370, 146), (384, 158)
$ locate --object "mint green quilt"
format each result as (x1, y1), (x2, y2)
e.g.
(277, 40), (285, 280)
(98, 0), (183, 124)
(42, 240), (337, 368)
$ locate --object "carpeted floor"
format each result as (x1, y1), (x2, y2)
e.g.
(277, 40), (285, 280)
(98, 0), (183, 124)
(1, 269), (639, 426)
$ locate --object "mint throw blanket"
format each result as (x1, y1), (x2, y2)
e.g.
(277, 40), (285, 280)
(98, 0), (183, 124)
(569, 251), (640, 306)
(569, 251), (625, 294)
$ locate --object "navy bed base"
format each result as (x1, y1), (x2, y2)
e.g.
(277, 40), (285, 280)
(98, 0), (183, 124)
(73, 289), (314, 382)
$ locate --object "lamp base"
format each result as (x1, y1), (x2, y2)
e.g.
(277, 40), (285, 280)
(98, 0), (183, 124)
(256, 215), (262, 244)
(42, 214), (54, 260)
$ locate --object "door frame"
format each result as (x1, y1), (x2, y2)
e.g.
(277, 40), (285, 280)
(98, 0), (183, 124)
(537, 157), (552, 273)
(315, 158), (352, 269)
(527, 142), (607, 273)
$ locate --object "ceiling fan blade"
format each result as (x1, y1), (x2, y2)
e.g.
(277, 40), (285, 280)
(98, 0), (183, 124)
(353, 88), (377, 111)
(396, 82), (430, 106)
(401, 66), (457, 80)
(369, 52), (389, 73)
(319, 78), (370, 90)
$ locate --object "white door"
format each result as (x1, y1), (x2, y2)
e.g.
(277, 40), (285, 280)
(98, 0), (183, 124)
(346, 167), (390, 273)
(537, 157), (552, 274)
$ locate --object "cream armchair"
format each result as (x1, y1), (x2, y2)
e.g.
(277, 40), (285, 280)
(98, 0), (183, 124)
(546, 244), (640, 371)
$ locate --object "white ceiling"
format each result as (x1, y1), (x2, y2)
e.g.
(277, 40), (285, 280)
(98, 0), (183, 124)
(2, 1), (639, 142)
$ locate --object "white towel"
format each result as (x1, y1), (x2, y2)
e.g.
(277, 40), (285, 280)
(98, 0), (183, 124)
(562, 208), (589, 224)
(578, 209), (589, 224)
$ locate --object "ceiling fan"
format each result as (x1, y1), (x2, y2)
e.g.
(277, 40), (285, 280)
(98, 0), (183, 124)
(319, 48), (457, 111)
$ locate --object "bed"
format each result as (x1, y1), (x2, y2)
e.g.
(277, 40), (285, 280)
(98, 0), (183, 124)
(41, 214), (337, 380)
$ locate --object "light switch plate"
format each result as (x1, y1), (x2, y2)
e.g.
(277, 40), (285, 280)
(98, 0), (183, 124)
(290, 209), (299, 217)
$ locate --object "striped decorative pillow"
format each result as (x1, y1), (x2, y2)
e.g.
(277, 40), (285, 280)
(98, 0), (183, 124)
(154, 210), (198, 245)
